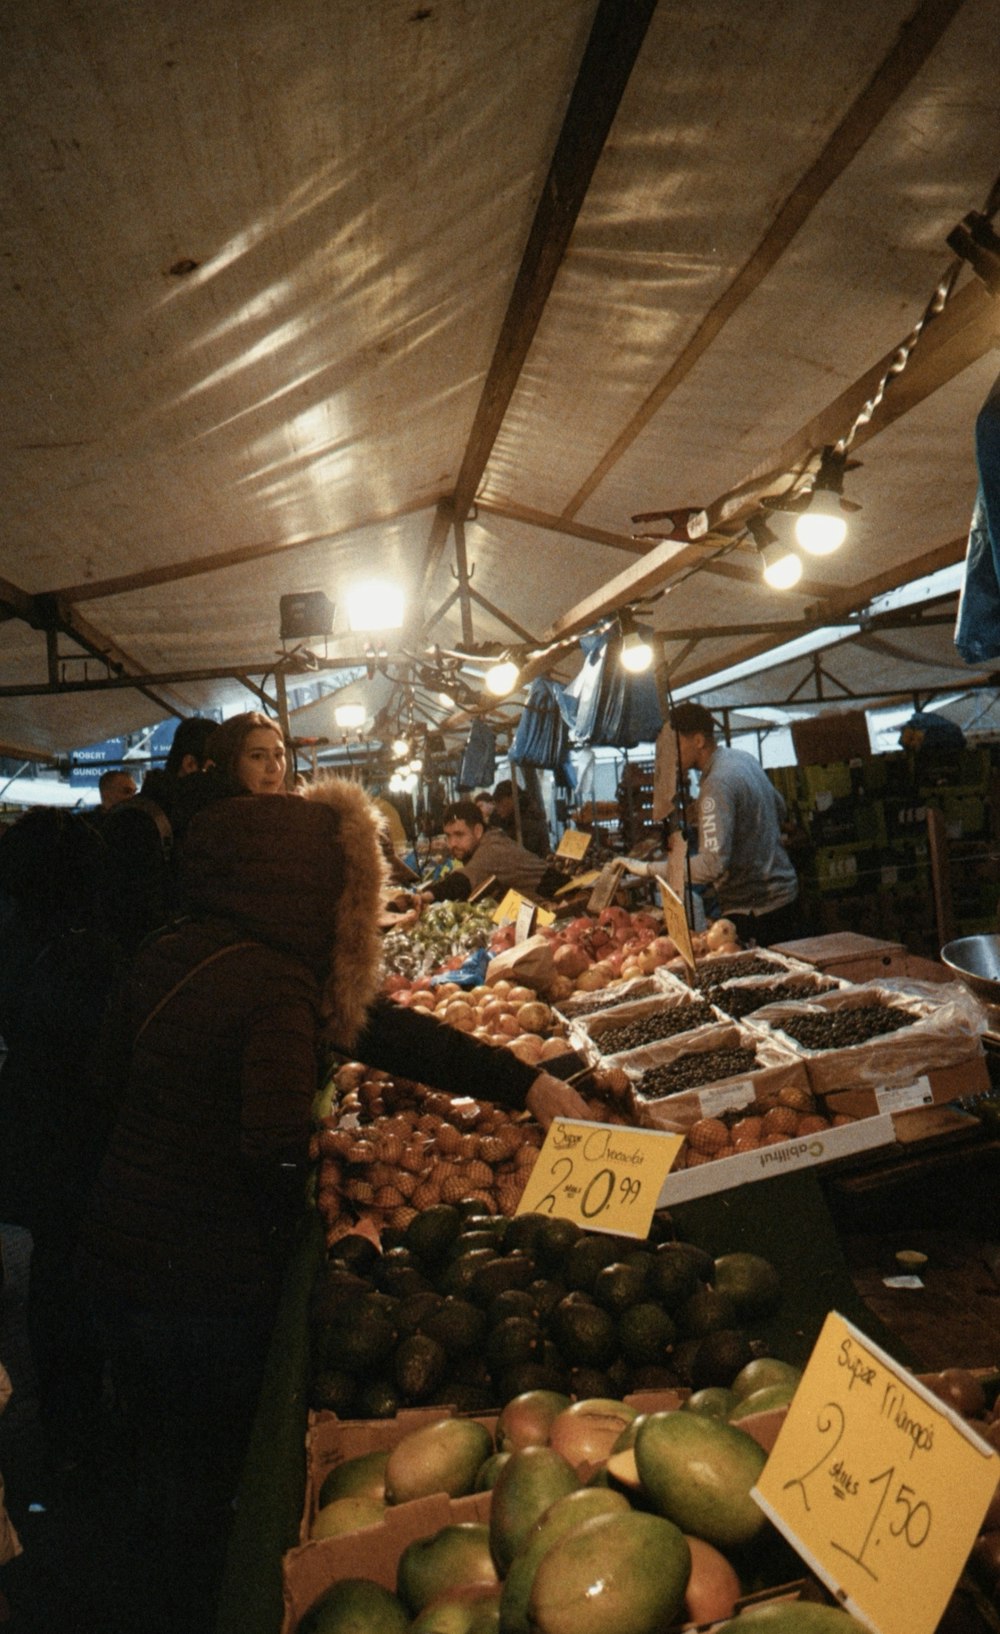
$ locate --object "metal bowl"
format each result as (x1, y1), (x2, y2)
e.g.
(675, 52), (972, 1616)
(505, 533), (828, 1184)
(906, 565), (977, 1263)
(940, 934), (1000, 1005)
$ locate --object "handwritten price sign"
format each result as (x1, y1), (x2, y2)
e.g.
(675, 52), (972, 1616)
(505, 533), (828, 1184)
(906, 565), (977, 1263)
(515, 1119), (683, 1238)
(754, 1312), (999, 1634)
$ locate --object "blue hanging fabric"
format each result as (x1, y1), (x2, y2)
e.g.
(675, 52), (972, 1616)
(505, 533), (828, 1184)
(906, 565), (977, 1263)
(561, 628), (663, 747)
(955, 369), (1000, 664)
(509, 678), (575, 784)
(458, 719), (496, 789)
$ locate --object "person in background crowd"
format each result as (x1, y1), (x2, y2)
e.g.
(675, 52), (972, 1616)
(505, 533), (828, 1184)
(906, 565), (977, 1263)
(472, 789), (494, 825)
(491, 778), (551, 857)
(78, 782), (589, 1633)
(204, 710), (289, 794)
(0, 811), (120, 1460)
(435, 798), (556, 898)
(97, 768), (137, 812)
(624, 703), (802, 946)
(99, 714), (219, 955)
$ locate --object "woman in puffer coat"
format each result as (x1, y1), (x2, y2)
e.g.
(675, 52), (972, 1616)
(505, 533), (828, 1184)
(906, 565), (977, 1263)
(79, 777), (586, 1633)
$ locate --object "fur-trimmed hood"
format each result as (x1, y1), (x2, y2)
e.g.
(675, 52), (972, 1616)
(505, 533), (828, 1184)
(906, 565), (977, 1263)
(178, 780), (387, 1047)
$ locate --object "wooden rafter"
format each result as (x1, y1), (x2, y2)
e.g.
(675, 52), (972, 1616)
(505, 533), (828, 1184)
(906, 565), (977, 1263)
(561, 0), (968, 520)
(547, 281), (999, 644)
(451, 0), (658, 524)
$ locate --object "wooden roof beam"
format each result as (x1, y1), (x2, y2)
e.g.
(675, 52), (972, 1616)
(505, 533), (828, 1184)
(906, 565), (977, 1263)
(547, 280), (999, 643)
(562, 0), (969, 519)
(450, 0), (658, 524)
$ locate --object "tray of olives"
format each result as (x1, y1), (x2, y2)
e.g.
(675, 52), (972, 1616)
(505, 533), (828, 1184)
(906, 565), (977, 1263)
(748, 982), (982, 1095)
(569, 989), (727, 1066)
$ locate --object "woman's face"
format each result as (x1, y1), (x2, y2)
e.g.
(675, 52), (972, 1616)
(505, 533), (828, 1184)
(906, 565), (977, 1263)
(235, 727), (287, 794)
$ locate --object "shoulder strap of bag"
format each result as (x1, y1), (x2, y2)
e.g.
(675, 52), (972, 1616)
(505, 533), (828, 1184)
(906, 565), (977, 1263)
(133, 939), (259, 1046)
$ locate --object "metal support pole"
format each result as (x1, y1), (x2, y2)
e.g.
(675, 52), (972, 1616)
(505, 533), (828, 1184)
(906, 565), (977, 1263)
(453, 518), (475, 647)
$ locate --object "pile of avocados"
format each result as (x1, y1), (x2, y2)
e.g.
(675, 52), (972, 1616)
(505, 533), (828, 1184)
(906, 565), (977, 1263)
(310, 1202), (782, 1418)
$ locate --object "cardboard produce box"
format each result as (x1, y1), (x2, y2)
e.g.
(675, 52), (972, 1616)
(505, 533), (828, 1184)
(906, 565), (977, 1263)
(302, 1406), (497, 1543)
(569, 989), (727, 1068)
(654, 1113), (897, 1205)
(771, 930), (907, 983)
(750, 981), (988, 1098)
(623, 1020), (812, 1127)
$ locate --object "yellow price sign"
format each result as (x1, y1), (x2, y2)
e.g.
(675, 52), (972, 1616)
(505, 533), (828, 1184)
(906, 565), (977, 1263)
(754, 1312), (999, 1634)
(515, 1119), (683, 1238)
(492, 889), (523, 924)
(656, 879), (695, 972)
(556, 827), (592, 861)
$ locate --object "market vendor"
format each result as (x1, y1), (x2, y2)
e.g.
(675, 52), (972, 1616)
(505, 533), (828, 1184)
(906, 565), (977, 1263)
(623, 703), (802, 947)
(428, 798), (563, 902)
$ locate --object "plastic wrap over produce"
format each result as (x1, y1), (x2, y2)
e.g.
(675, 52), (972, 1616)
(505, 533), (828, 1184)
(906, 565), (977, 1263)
(749, 979), (987, 1093)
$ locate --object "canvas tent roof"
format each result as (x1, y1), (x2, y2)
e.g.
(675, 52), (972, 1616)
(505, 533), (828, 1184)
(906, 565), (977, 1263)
(2, 0), (1000, 763)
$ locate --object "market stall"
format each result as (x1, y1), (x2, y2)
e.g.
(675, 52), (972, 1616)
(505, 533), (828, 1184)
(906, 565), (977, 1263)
(217, 908), (1000, 1634)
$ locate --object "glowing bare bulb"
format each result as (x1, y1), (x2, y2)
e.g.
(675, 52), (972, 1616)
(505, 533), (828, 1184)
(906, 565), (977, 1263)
(485, 660), (520, 696)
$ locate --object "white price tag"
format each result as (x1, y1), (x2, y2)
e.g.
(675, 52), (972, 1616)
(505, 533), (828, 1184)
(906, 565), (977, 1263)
(875, 1077), (934, 1113)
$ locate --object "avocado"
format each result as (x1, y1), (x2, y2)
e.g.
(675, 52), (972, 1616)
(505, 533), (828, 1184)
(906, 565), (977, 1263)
(385, 1418), (494, 1505)
(527, 1279), (565, 1321)
(445, 1382), (497, 1414)
(358, 1377), (402, 1418)
(396, 1290), (446, 1336)
(499, 1487), (630, 1634)
(617, 1301), (676, 1365)
(447, 1230), (501, 1263)
(713, 1251), (782, 1317)
(297, 1577), (409, 1634)
(689, 1328), (754, 1390)
(324, 1310), (398, 1373)
(397, 1523), (499, 1617)
(422, 1299), (488, 1356)
(310, 1267), (375, 1325)
(635, 1410), (767, 1547)
(489, 1445), (579, 1572)
(676, 1288), (740, 1339)
(404, 1202), (463, 1262)
(486, 1317), (542, 1378)
(439, 1249), (497, 1298)
(311, 1369), (358, 1416)
(527, 1510), (690, 1634)
(394, 1334), (448, 1404)
(592, 1262), (648, 1314)
(488, 1289), (541, 1327)
(494, 1363), (565, 1402)
(501, 1214), (548, 1254)
(328, 1234), (382, 1277)
(568, 1367), (614, 1401)
(647, 1245), (702, 1308)
(563, 1236), (620, 1293)
(552, 1298), (616, 1368)
(469, 1254), (536, 1307)
(534, 1216), (582, 1272)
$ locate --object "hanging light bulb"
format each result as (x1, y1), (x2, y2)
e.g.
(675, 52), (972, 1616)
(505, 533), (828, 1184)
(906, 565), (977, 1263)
(618, 610), (653, 673)
(334, 702), (366, 730)
(748, 513), (803, 592)
(345, 580), (405, 631)
(485, 657), (520, 696)
(761, 544), (804, 590)
(392, 737), (410, 760)
(408, 757), (423, 774)
(795, 446), (849, 556)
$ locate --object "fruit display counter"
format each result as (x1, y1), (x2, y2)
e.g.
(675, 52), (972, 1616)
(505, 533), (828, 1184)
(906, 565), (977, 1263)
(216, 916), (1000, 1634)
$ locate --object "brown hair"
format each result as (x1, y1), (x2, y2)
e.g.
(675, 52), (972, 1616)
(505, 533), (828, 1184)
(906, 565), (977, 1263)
(205, 711), (285, 790)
